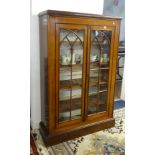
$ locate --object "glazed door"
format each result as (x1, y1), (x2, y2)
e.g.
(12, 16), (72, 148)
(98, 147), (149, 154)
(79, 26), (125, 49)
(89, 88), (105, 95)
(86, 25), (115, 119)
(56, 24), (87, 128)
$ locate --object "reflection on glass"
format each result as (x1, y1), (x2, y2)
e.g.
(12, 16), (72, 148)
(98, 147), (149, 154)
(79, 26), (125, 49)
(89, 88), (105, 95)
(98, 92), (108, 112)
(71, 97), (81, 119)
(99, 69), (109, 83)
(88, 94), (97, 115)
(59, 29), (84, 122)
(88, 30), (111, 115)
(59, 112), (70, 122)
(99, 83), (108, 92)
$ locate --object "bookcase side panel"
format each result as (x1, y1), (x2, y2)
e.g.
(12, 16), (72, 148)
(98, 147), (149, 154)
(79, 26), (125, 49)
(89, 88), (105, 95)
(39, 15), (49, 129)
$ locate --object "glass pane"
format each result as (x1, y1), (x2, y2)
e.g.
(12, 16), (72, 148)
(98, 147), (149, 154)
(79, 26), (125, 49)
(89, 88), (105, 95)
(59, 100), (70, 122)
(99, 68), (109, 83)
(98, 91), (108, 112)
(88, 29), (111, 115)
(59, 29), (84, 122)
(71, 98), (81, 119)
(89, 84), (98, 93)
(99, 83), (108, 92)
(88, 94), (97, 114)
(59, 112), (70, 122)
(116, 53), (125, 80)
(89, 69), (99, 84)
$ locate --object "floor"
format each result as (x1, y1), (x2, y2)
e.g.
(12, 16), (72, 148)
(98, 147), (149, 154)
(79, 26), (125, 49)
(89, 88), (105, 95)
(30, 100), (125, 155)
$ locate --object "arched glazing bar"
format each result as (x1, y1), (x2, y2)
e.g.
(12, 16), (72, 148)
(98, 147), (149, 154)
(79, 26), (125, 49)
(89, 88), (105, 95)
(60, 29), (83, 49)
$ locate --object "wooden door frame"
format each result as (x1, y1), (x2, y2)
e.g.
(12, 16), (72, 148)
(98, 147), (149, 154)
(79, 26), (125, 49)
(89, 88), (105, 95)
(55, 23), (88, 129)
(85, 25), (116, 122)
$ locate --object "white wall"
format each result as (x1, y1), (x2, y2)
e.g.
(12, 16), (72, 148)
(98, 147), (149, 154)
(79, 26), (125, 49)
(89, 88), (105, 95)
(31, 0), (104, 15)
(30, 14), (41, 129)
(103, 0), (125, 100)
(31, 0), (104, 129)
(103, 0), (125, 41)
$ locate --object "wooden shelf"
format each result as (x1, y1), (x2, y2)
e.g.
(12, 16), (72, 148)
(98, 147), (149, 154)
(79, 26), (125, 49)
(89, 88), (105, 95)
(60, 94), (81, 101)
(60, 79), (108, 94)
(88, 100), (107, 108)
(60, 64), (82, 69)
(99, 81), (108, 85)
(89, 90), (108, 97)
(60, 63), (109, 70)
(59, 97), (107, 113)
(60, 78), (82, 90)
(90, 67), (109, 71)
(90, 62), (109, 69)
(59, 115), (81, 122)
(99, 90), (108, 93)
(89, 80), (108, 86)
(89, 76), (108, 83)
(59, 105), (81, 113)
(91, 41), (109, 47)
(59, 88), (108, 102)
(59, 99), (81, 112)
(100, 67), (109, 70)
(60, 84), (81, 90)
